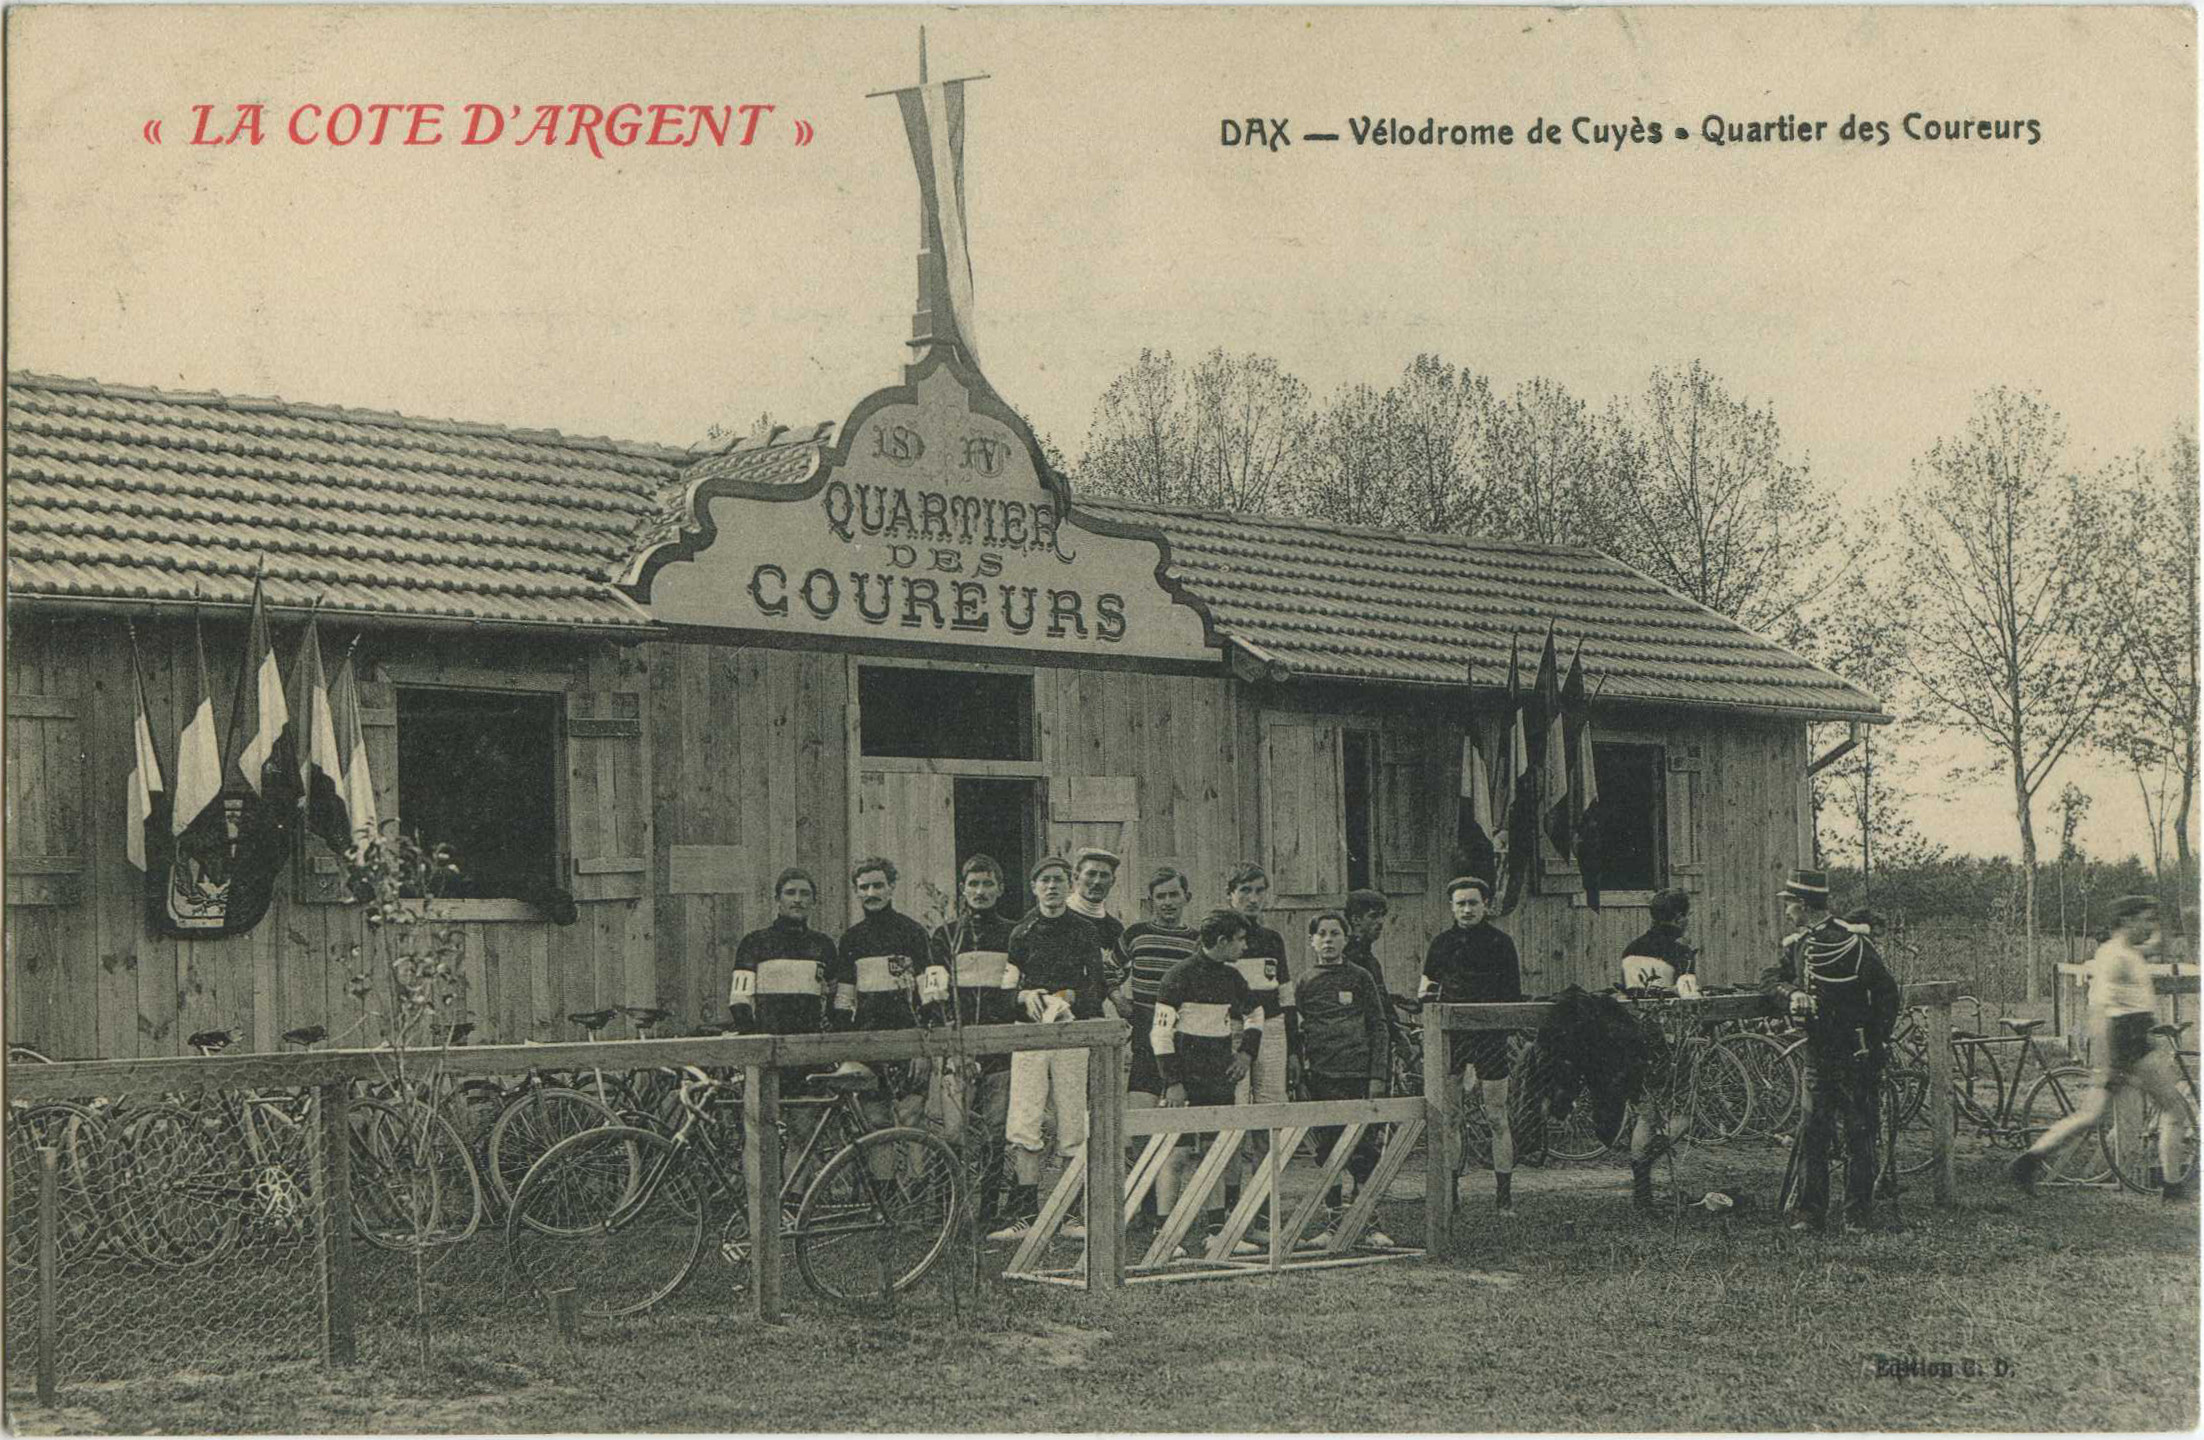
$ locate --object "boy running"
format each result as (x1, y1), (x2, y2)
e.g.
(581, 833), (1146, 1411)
(1422, 875), (1523, 1214)
(1298, 911), (1394, 1247)
(2015, 895), (2198, 1201)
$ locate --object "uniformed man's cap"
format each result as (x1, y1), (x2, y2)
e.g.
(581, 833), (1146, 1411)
(1777, 868), (1830, 902)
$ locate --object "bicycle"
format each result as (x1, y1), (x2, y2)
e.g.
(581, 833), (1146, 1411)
(505, 1063), (961, 1317)
(2097, 1020), (2200, 1194)
(112, 1026), (485, 1267)
(1886, 1015), (2108, 1183)
(485, 1007), (682, 1209)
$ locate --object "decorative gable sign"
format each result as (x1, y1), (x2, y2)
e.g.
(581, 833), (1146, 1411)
(625, 352), (1216, 665)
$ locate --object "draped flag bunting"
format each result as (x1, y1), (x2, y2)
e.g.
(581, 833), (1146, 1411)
(331, 646), (380, 863)
(1452, 660), (1498, 887)
(159, 607), (231, 935)
(1539, 624), (1571, 862)
(1562, 643), (1603, 910)
(290, 605), (350, 857)
(125, 623), (167, 874)
(1496, 633), (1541, 915)
(896, 77), (980, 362)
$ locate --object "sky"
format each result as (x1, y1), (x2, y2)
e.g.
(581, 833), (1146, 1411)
(8, 5), (2196, 863)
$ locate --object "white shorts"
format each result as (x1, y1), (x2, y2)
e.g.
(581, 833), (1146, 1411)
(1233, 1015), (1290, 1106)
(1006, 1047), (1089, 1157)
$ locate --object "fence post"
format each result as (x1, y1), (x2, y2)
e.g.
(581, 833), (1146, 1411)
(1422, 1004), (1453, 1252)
(37, 1145), (58, 1406)
(1926, 995), (1956, 1207)
(1084, 1034), (1125, 1291)
(743, 1063), (784, 1323)
(310, 1080), (357, 1365)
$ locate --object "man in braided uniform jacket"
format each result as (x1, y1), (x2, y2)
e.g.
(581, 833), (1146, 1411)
(1761, 868), (1901, 1234)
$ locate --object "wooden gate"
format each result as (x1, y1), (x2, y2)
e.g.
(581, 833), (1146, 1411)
(1003, 1095), (1428, 1288)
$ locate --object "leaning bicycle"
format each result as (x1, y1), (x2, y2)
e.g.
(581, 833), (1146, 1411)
(505, 1063), (961, 1317)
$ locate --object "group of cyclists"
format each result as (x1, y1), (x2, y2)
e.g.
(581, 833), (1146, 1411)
(720, 844), (2196, 1254)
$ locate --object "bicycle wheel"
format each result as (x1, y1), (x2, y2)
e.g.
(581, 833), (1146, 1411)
(1719, 1032), (1799, 1139)
(348, 1097), (484, 1247)
(110, 1102), (245, 1269)
(792, 1127), (960, 1304)
(505, 1124), (707, 1319)
(1686, 1041), (1755, 1145)
(488, 1086), (624, 1208)
(8, 1101), (119, 1261)
(2102, 1086), (2199, 1194)
(2020, 1067), (2113, 1184)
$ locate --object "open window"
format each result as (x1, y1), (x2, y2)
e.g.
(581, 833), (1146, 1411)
(1262, 714), (1431, 901)
(1543, 735), (1696, 904)
(858, 665), (1036, 761)
(395, 687), (562, 901)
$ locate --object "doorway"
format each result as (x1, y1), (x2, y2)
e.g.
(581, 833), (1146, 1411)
(954, 778), (1041, 921)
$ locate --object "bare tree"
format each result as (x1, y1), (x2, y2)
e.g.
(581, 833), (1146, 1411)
(1182, 349), (1318, 513)
(1075, 348), (1190, 504)
(1297, 382), (1409, 527)
(1077, 348), (1316, 513)
(1607, 362), (1838, 642)
(1887, 386), (2129, 1002)
(1480, 377), (1622, 547)
(2094, 427), (2199, 929)
(1391, 354), (1499, 534)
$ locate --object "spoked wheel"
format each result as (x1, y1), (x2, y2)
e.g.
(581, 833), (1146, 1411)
(1686, 1042), (1755, 1145)
(1883, 1066), (1937, 1176)
(1719, 1033), (1800, 1139)
(792, 1128), (960, 1304)
(488, 1087), (624, 1210)
(2020, 1067), (2113, 1185)
(8, 1101), (120, 1262)
(348, 1098), (484, 1248)
(1535, 1072), (1614, 1163)
(2102, 1086), (2199, 1194)
(110, 1104), (246, 1269)
(505, 1125), (707, 1319)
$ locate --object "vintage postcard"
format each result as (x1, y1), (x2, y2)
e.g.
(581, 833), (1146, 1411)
(4, 5), (2196, 1433)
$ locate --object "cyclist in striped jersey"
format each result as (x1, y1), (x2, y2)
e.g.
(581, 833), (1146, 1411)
(922, 854), (1021, 1227)
(1154, 908), (1265, 1254)
(1118, 866), (1199, 1220)
(834, 857), (933, 1157)
(728, 868), (839, 1128)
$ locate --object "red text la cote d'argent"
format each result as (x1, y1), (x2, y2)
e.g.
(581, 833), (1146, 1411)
(147, 103), (815, 155)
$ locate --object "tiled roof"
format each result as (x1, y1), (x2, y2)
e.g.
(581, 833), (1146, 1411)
(6, 372), (1882, 719)
(5, 372), (804, 630)
(1082, 498), (1885, 720)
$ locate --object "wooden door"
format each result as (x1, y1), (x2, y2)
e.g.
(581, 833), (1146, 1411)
(853, 771), (961, 928)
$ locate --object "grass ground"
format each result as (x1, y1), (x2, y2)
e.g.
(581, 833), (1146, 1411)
(7, 1144), (2195, 1434)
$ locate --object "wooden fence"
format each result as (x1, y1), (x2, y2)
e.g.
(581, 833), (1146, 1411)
(7, 1019), (1124, 1351)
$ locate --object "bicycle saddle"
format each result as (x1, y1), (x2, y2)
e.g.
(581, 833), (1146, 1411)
(568, 1009), (618, 1030)
(282, 1025), (328, 1047)
(818, 1060), (880, 1092)
(188, 1029), (235, 1052)
(620, 1006), (673, 1026)
(2152, 1021), (2192, 1039)
(2000, 1018), (2047, 1036)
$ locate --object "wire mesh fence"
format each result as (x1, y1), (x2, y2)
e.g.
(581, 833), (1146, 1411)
(2, 1021), (1123, 1400)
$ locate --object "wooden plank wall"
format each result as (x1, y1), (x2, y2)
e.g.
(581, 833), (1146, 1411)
(10, 612), (1811, 1057)
(5, 615), (661, 1057)
(644, 643), (851, 1031)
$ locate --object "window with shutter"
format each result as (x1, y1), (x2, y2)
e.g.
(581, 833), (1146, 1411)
(1375, 725), (1432, 896)
(6, 692), (86, 907)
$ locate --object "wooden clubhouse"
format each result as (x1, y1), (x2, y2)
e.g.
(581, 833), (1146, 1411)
(3, 68), (1886, 1063)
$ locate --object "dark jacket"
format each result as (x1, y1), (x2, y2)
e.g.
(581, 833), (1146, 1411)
(1007, 909), (1108, 1019)
(1297, 958), (1391, 1086)
(1761, 916), (1901, 1063)
(1532, 986), (1655, 1148)
(1422, 923), (1523, 1004)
